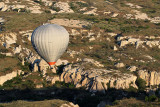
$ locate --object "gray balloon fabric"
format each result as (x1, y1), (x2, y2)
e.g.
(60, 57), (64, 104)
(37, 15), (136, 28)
(31, 24), (69, 65)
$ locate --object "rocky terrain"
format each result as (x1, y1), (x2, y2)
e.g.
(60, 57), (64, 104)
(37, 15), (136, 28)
(0, 0), (160, 107)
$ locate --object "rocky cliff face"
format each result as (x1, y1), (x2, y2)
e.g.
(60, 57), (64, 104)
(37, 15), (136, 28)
(60, 63), (137, 93)
(0, 70), (22, 85)
(138, 70), (160, 86)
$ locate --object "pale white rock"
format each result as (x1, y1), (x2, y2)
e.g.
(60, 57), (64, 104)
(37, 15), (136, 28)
(112, 13), (119, 17)
(36, 84), (43, 88)
(105, 0), (113, 4)
(22, 58), (25, 66)
(135, 41), (144, 49)
(96, 81), (105, 94)
(128, 38), (139, 44)
(76, 83), (81, 88)
(113, 45), (118, 51)
(61, 64), (138, 93)
(125, 3), (142, 9)
(1, 5), (9, 11)
(104, 11), (111, 15)
(54, 2), (74, 13)
(69, 102), (79, 107)
(144, 55), (154, 61)
(55, 59), (68, 66)
(39, 59), (49, 72)
(61, 103), (79, 107)
(150, 17), (160, 24)
(107, 32), (117, 37)
(133, 10), (149, 20)
(83, 7), (98, 15)
(70, 29), (80, 35)
(0, 33), (17, 48)
(146, 41), (160, 47)
(106, 37), (111, 41)
(13, 45), (22, 54)
(0, 70), (23, 85)
(120, 40), (129, 47)
(11, 5), (26, 11)
(124, 14), (134, 19)
(33, 63), (38, 72)
(87, 32), (95, 37)
(83, 58), (104, 67)
(89, 46), (93, 49)
(41, 0), (52, 6)
(0, 17), (5, 23)
(0, 52), (13, 56)
(4, 0), (9, 3)
(50, 9), (56, 14)
(22, 48), (32, 56)
(51, 67), (57, 73)
(89, 36), (96, 42)
(115, 62), (125, 68)
(51, 76), (60, 84)
(5, 52), (13, 56)
(0, 2), (5, 9)
(127, 66), (137, 72)
(116, 35), (126, 41)
(80, 7), (87, 11)
(27, 6), (42, 14)
(67, 50), (80, 58)
(138, 70), (160, 86)
(26, 52), (41, 65)
(107, 56), (116, 61)
(50, 18), (90, 28)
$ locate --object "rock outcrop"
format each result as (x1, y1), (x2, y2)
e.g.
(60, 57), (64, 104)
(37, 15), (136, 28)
(60, 63), (138, 93)
(0, 32), (17, 48)
(138, 70), (160, 86)
(0, 70), (23, 85)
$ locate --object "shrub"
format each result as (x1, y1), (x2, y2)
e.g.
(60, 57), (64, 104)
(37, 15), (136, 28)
(54, 81), (75, 88)
(136, 77), (146, 92)
(107, 82), (110, 89)
(127, 85), (137, 93)
(33, 0), (44, 5)
(0, 54), (6, 58)
(17, 62), (31, 71)
(45, 10), (51, 13)
(145, 95), (157, 102)
(3, 76), (35, 89)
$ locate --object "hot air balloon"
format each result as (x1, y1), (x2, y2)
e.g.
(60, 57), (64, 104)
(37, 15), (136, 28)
(31, 24), (69, 67)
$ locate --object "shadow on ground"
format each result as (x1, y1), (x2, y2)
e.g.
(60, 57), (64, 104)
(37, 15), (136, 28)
(0, 86), (147, 107)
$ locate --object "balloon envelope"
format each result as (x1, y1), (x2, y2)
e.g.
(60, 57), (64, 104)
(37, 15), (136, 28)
(31, 24), (69, 65)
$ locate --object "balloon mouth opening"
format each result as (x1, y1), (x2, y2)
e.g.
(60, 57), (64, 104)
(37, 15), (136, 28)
(48, 62), (56, 66)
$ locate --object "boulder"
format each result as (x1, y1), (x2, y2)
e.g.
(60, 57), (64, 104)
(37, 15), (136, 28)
(127, 66), (137, 72)
(0, 17), (5, 23)
(114, 62), (125, 68)
(113, 45), (118, 51)
(120, 40), (129, 47)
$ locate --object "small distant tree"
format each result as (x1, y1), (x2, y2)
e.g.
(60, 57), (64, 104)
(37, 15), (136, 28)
(136, 77), (146, 92)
